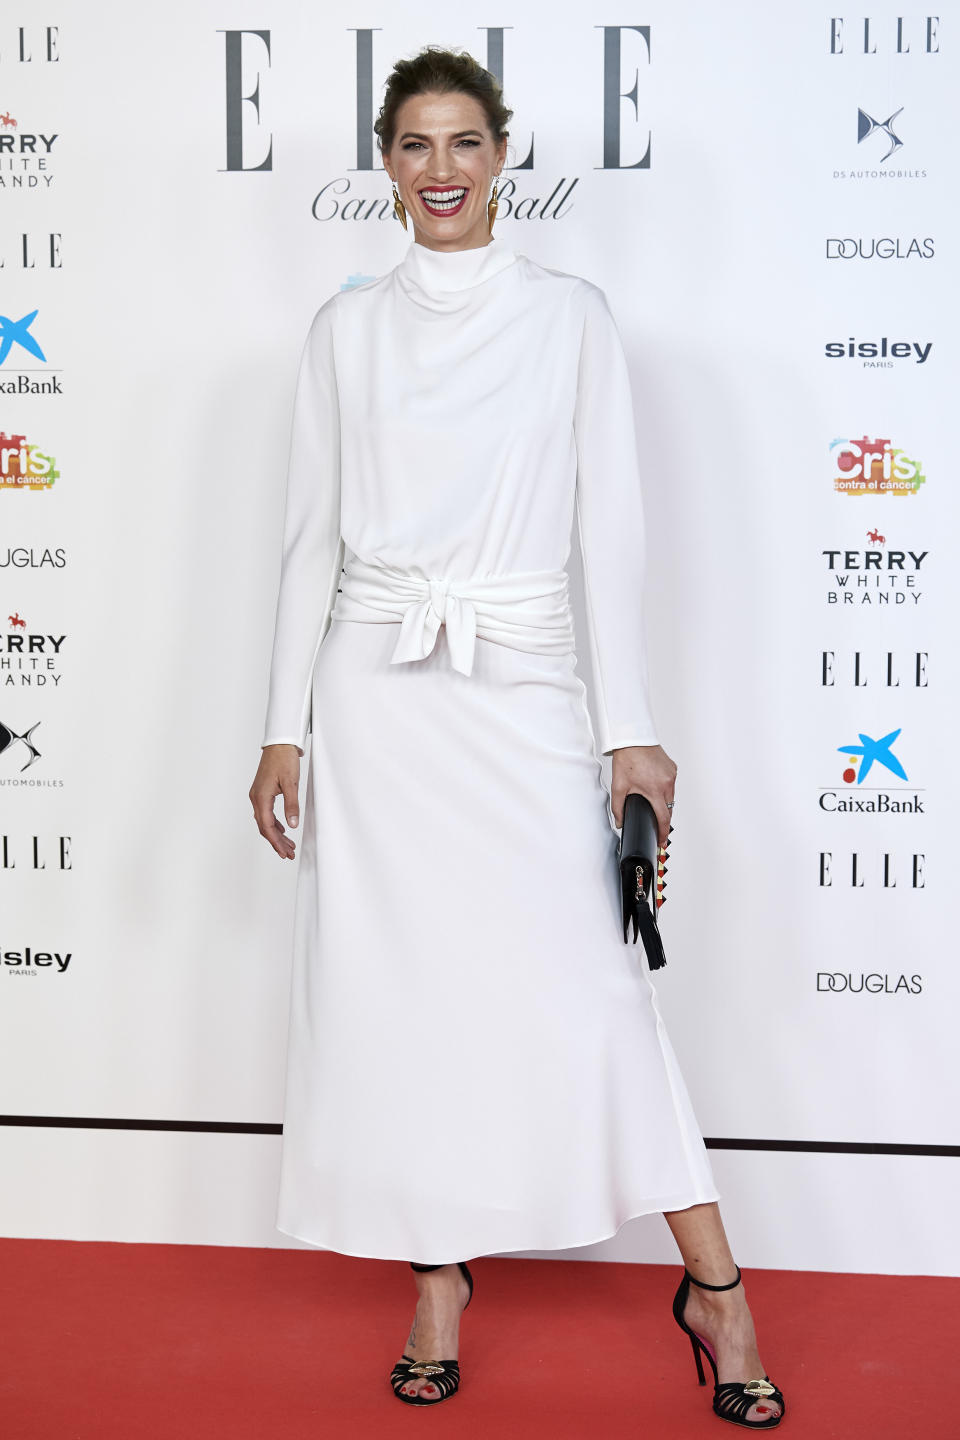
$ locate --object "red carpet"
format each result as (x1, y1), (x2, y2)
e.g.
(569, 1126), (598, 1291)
(0, 1239), (951, 1438)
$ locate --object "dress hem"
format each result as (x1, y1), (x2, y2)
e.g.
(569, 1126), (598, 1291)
(273, 1186), (722, 1265)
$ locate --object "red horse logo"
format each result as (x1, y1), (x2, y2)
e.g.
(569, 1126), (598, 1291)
(0, 113), (17, 129)
(8, 613), (26, 629)
(866, 529), (885, 545)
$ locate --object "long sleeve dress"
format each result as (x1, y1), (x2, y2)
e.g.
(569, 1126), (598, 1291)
(262, 235), (719, 1263)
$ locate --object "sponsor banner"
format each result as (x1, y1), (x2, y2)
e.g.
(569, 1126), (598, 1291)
(0, 4), (953, 1276)
(830, 437), (925, 497)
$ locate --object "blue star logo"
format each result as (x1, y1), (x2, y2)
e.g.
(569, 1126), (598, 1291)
(0, 309), (47, 366)
(838, 728), (908, 784)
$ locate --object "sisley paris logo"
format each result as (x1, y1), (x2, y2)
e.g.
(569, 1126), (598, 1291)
(0, 430), (58, 491)
(3, 946), (72, 975)
(830, 437), (925, 497)
(825, 337), (932, 366)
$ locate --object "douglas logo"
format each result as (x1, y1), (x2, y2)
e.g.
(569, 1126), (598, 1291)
(825, 237), (933, 259)
(817, 972), (921, 995)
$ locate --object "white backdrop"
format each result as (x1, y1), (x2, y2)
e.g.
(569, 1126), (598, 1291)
(1, 3), (957, 1277)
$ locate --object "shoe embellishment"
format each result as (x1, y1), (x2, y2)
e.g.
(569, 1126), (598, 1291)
(408, 1361), (446, 1377)
(743, 1379), (777, 1398)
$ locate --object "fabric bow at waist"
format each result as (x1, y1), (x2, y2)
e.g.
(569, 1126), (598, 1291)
(331, 555), (576, 676)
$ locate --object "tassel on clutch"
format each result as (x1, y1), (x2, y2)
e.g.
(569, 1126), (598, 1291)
(618, 791), (671, 968)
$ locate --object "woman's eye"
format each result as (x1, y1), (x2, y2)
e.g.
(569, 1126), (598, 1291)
(400, 138), (481, 151)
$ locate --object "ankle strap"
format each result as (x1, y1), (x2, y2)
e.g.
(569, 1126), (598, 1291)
(685, 1263), (742, 1292)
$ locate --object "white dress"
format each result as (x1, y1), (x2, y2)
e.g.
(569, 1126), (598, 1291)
(262, 235), (719, 1264)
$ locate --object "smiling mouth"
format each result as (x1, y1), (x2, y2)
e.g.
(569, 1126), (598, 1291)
(418, 186), (468, 215)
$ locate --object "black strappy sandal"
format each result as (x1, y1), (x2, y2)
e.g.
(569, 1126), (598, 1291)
(672, 1266), (785, 1429)
(389, 1261), (474, 1407)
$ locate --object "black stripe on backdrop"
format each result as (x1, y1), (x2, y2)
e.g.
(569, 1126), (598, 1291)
(0, 1116), (956, 1155)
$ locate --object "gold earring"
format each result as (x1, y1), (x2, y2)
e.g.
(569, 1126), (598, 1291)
(487, 174), (500, 233)
(392, 183), (408, 231)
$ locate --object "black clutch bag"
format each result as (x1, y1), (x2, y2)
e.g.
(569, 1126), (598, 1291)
(618, 791), (670, 968)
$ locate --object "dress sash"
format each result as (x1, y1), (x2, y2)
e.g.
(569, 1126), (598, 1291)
(331, 554), (576, 676)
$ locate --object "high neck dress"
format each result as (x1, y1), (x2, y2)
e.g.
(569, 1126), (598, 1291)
(262, 234), (719, 1262)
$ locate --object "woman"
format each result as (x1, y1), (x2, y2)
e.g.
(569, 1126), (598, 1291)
(249, 46), (785, 1429)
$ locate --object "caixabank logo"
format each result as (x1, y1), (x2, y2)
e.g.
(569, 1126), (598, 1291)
(0, 429), (58, 490)
(818, 726), (926, 815)
(822, 532), (928, 606)
(0, 111), (58, 190)
(218, 26), (653, 226)
(3, 610), (66, 689)
(830, 437), (925, 497)
(0, 307), (61, 394)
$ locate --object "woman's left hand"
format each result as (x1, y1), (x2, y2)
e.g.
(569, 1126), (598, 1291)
(610, 744), (676, 847)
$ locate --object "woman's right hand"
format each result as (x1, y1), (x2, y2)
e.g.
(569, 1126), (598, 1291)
(249, 744), (302, 859)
